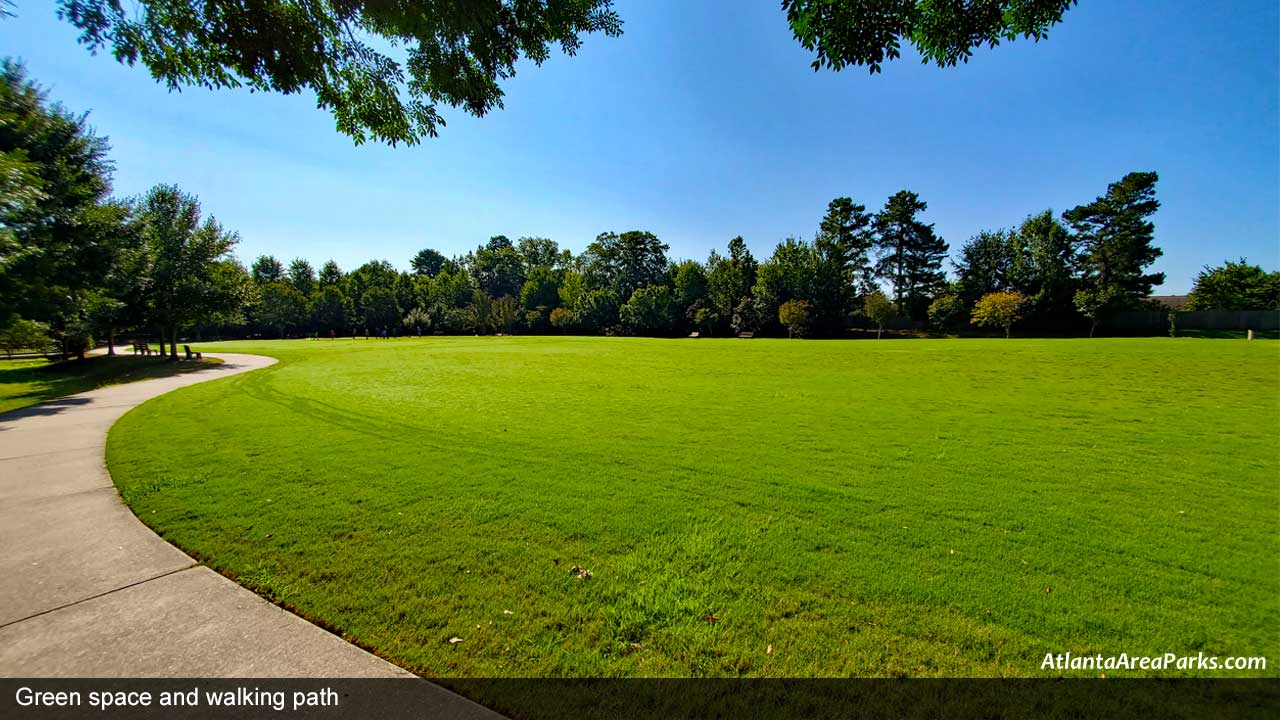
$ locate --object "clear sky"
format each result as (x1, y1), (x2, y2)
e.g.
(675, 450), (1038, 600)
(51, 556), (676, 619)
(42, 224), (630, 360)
(2, 1), (1276, 292)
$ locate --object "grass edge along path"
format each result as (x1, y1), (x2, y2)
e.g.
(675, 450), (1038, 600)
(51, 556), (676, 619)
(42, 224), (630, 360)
(0, 354), (224, 414)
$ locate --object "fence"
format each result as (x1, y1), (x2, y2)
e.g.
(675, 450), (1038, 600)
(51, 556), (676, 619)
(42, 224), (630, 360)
(1104, 310), (1279, 334)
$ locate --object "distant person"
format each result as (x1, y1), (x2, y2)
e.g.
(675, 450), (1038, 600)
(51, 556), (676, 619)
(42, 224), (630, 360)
(329, 329), (335, 340)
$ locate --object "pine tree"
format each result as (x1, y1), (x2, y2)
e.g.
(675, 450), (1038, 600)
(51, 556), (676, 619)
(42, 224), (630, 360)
(811, 197), (876, 333)
(874, 190), (948, 321)
(1063, 171), (1163, 307)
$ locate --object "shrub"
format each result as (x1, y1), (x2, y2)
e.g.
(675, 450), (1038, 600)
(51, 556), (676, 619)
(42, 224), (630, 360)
(402, 307), (431, 335)
(778, 299), (811, 338)
(549, 307), (577, 332)
(525, 307), (549, 333)
(0, 318), (52, 357)
(928, 294), (966, 332)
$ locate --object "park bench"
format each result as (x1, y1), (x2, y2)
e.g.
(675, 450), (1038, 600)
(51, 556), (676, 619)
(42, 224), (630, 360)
(737, 331), (755, 339)
(131, 342), (151, 356)
(183, 345), (202, 360)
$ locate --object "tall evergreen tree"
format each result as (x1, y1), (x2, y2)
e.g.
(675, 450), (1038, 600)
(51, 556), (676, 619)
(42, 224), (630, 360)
(1063, 171), (1163, 307)
(874, 190), (948, 320)
(811, 197), (876, 333)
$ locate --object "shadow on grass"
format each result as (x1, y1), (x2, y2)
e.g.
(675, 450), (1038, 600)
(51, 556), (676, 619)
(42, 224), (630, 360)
(0, 354), (224, 418)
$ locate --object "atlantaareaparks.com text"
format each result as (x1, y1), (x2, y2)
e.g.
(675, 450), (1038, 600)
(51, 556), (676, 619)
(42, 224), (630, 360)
(1041, 652), (1267, 672)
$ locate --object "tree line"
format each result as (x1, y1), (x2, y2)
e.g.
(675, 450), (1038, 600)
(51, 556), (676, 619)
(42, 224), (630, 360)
(3, 59), (1274, 359)
(232, 175), (1172, 341)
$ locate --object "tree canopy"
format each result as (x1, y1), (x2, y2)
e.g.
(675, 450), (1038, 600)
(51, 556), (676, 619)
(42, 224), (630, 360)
(1185, 259), (1280, 311)
(46, 1), (1083, 146)
(783, 0), (1077, 73)
(56, 0), (623, 145)
(1064, 171), (1164, 308)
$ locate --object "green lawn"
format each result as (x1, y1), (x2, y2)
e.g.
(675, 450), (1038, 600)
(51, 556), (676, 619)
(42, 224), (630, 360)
(106, 337), (1279, 677)
(0, 353), (223, 414)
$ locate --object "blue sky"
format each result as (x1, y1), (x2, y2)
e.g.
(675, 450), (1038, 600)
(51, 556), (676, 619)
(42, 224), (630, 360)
(2, 0), (1276, 292)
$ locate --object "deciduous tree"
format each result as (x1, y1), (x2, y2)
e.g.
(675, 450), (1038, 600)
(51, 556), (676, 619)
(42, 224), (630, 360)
(361, 286), (401, 333)
(287, 258), (316, 297)
(251, 255), (284, 284)
(581, 230), (669, 303)
(137, 185), (241, 358)
(57, 0), (623, 145)
(318, 260), (344, 289)
(863, 289), (896, 339)
(258, 281), (309, 337)
(0, 60), (114, 337)
(411, 248), (447, 277)
(1185, 259), (1280, 311)
(783, 0), (1077, 73)
(971, 291), (1026, 338)
(310, 285), (352, 335)
(619, 285), (675, 335)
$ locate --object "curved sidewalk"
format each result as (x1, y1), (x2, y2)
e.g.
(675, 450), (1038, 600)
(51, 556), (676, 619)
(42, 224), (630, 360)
(0, 351), (494, 711)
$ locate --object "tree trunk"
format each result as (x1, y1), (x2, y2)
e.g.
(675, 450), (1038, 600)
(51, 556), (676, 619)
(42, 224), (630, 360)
(876, 325), (883, 339)
(1005, 325), (1011, 339)
(169, 325), (179, 361)
(1089, 320), (1097, 338)
(106, 328), (115, 356)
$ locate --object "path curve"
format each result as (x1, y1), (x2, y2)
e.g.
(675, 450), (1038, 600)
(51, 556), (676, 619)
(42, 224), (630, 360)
(0, 350), (495, 710)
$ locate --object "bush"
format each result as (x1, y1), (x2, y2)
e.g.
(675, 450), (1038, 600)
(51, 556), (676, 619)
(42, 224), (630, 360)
(928, 294), (966, 332)
(778, 299), (811, 338)
(731, 296), (763, 336)
(549, 307), (577, 332)
(525, 307), (549, 333)
(0, 318), (52, 357)
(402, 307), (431, 335)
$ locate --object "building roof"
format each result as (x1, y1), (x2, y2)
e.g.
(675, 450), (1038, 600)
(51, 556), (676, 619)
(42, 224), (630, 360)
(1149, 295), (1191, 310)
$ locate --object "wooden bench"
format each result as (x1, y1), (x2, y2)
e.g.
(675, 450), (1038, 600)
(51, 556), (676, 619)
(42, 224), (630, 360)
(737, 331), (755, 339)
(183, 345), (202, 360)
(131, 342), (152, 356)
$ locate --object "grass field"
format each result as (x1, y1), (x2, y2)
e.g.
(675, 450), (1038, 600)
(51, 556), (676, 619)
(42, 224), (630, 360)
(105, 337), (1279, 677)
(0, 354), (223, 414)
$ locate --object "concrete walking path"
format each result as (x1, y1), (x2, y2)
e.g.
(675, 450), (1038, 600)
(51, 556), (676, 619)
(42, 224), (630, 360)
(0, 350), (501, 713)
